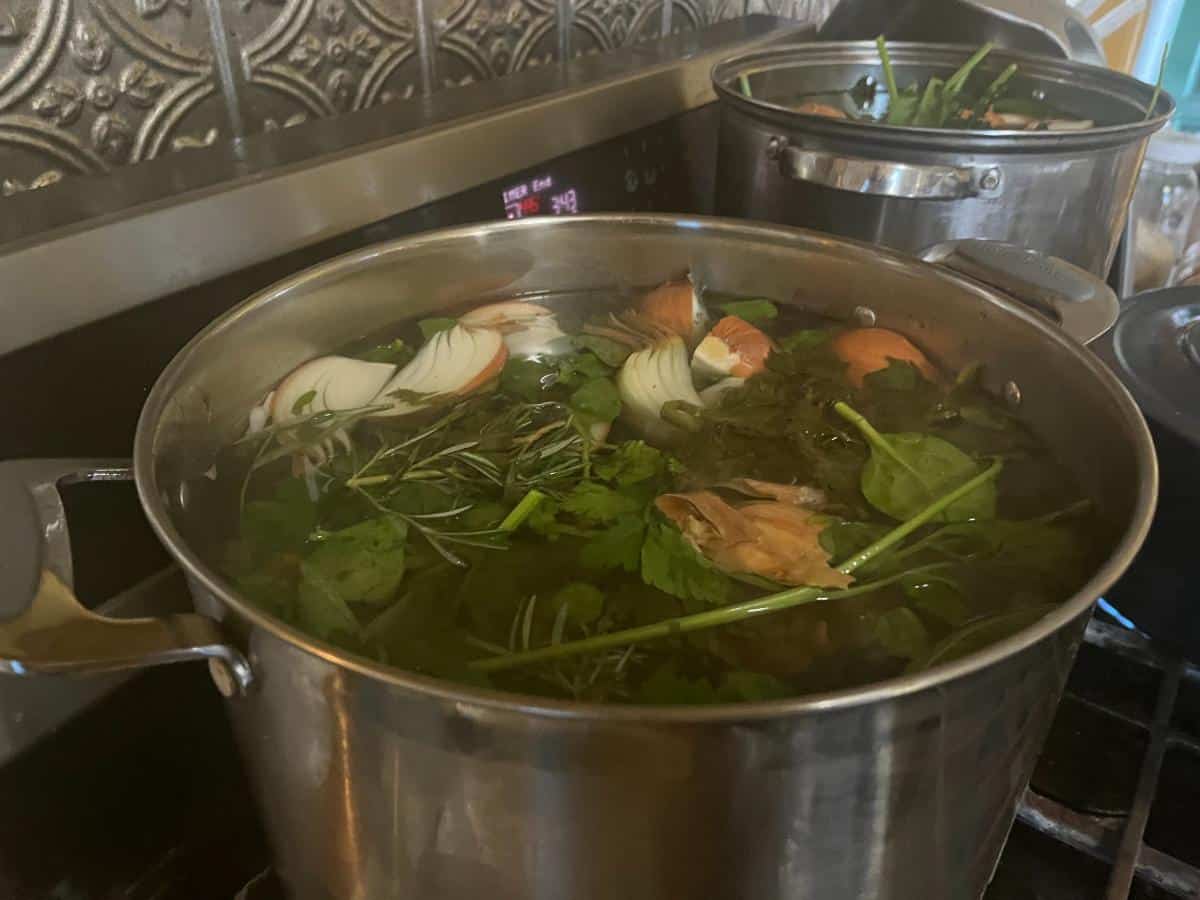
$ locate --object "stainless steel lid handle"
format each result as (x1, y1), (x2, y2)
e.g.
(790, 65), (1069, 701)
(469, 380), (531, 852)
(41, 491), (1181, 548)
(919, 240), (1120, 345)
(766, 137), (1001, 201)
(0, 460), (252, 693)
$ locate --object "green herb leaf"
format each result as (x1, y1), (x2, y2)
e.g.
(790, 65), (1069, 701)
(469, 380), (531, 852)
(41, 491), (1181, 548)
(291, 389), (318, 416)
(561, 482), (642, 524)
(594, 440), (668, 487)
(556, 352), (612, 389)
(500, 358), (555, 402)
(778, 328), (829, 352)
(579, 515), (646, 572)
(418, 317), (457, 340)
(577, 334), (632, 367)
(548, 582), (605, 626)
(874, 607), (931, 659)
(637, 664), (720, 705)
(641, 520), (731, 611)
(569, 377), (621, 425)
(716, 299), (779, 325)
(717, 671), (792, 702)
(863, 359), (924, 392)
(303, 516), (408, 607)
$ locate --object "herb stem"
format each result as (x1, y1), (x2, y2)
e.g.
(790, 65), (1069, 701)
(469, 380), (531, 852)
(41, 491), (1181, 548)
(474, 563), (950, 673)
(1146, 43), (1168, 121)
(472, 459), (1003, 673)
(499, 489), (547, 532)
(346, 474), (392, 488)
(876, 35), (899, 115)
(833, 401), (926, 482)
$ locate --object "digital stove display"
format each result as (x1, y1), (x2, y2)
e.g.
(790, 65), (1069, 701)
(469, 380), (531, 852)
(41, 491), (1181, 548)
(502, 174), (580, 219)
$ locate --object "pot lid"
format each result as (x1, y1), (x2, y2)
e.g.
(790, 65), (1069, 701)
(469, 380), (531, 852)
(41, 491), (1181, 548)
(1096, 286), (1200, 447)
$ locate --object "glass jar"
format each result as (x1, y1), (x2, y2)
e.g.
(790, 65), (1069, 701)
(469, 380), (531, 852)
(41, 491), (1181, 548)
(1132, 130), (1200, 292)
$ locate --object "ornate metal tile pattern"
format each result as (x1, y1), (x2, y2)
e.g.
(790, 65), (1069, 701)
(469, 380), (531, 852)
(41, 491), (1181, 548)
(219, 0), (423, 132)
(0, 0), (835, 195)
(0, 0), (231, 196)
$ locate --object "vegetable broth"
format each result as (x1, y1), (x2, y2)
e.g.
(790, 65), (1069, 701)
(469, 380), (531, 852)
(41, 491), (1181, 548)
(218, 287), (1101, 705)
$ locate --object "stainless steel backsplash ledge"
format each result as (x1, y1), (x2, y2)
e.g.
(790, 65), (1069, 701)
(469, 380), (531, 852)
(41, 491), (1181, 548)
(0, 16), (809, 358)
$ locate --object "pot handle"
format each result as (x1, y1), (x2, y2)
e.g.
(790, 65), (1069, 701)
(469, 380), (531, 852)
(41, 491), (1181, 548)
(919, 240), (1120, 345)
(0, 459), (252, 694)
(766, 137), (1000, 200)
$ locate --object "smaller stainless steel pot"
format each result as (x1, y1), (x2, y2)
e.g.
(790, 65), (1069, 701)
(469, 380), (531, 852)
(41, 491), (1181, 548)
(713, 42), (1173, 277)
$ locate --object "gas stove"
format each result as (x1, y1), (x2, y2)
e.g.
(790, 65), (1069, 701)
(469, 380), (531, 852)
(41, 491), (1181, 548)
(0, 18), (1195, 900)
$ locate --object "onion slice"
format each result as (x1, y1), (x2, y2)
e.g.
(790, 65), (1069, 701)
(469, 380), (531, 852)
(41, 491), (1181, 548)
(638, 276), (708, 343)
(458, 301), (571, 358)
(692, 315), (773, 379)
(374, 324), (507, 417)
(269, 356), (397, 426)
(617, 336), (703, 443)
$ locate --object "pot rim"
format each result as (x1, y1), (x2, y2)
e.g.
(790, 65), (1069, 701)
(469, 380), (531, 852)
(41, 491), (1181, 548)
(134, 214), (1158, 722)
(711, 41), (1174, 153)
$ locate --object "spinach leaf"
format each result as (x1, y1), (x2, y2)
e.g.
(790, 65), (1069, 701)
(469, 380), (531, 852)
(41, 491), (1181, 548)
(874, 607), (931, 660)
(902, 572), (969, 626)
(863, 359), (924, 392)
(836, 403), (995, 522)
(778, 329), (829, 352)
(909, 605), (1054, 672)
(580, 515), (645, 572)
(717, 299), (778, 325)
(925, 519), (1088, 591)
(569, 377), (621, 425)
(818, 520), (890, 562)
(577, 334), (632, 367)
(240, 479), (317, 557)
(303, 516), (408, 607)
(297, 567), (363, 642)
(418, 317), (457, 340)
(862, 432), (995, 521)
(641, 521), (731, 611)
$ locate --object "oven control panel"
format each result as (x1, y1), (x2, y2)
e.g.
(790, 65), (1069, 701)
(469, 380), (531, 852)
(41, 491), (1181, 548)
(360, 105), (717, 242)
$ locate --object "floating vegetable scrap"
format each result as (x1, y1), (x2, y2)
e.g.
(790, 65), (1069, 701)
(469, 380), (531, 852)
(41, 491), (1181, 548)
(222, 277), (1099, 704)
(773, 37), (1093, 132)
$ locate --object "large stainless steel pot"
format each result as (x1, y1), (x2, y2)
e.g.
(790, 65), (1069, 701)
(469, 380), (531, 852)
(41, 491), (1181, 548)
(713, 42), (1173, 276)
(0, 216), (1155, 900)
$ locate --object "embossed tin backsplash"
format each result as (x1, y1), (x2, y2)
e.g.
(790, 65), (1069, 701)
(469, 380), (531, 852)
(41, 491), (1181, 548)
(0, 0), (833, 196)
